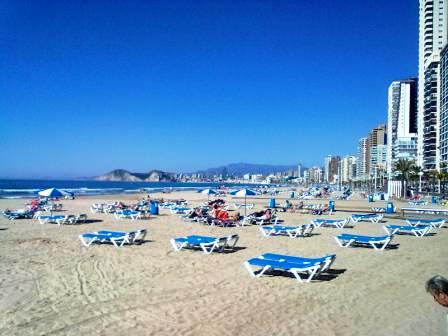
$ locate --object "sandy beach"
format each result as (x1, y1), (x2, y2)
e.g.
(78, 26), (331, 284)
(0, 191), (447, 335)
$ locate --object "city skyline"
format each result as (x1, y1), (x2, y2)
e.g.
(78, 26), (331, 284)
(1, 1), (418, 178)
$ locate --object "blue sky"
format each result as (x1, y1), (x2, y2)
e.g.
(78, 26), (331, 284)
(0, 0), (418, 178)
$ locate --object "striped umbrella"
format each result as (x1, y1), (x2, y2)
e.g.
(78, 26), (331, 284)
(229, 188), (257, 215)
(198, 188), (217, 201)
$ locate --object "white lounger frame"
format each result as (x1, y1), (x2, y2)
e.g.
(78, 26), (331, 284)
(170, 234), (239, 254)
(334, 235), (392, 250)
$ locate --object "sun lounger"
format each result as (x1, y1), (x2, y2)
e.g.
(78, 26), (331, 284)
(170, 207), (191, 214)
(371, 207), (386, 213)
(405, 218), (445, 228)
(42, 203), (63, 211)
(2, 209), (34, 220)
(335, 233), (393, 250)
(90, 203), (110, 213)
(234, 203), (254, 209)
(384, 224), (431, 237)
(241, 215), (279, 226)
(311, 218), (349, 229)
(114, 210), (142, 220)
(400, 207), (448, 216)
(260, 253), (336, 273)
(211, 218), (239, 227)
(79, 229), (147, 247)
(259, 224), (314, 238)
(36, 215), (67, 225)
(408, 200), (428, 206)
(170, 234), (239, 254)
(350, 214), (383, 223)
(244, 253), (335, 282)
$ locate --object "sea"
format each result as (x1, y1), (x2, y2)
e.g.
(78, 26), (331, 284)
(0, 179), (259, 199)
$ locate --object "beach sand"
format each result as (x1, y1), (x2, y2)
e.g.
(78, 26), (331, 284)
(0, 192), (447, 335)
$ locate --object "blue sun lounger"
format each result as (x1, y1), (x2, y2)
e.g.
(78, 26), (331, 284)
(259, 224), (314, 238)
(79, 229), (147, 247)
(2, 209), (34, 220)
(350, 214), (383, 223)
(311, 218), (349, 229)
(36, 215), (67, 225)
(244, 253), (336, 283)
(170, 234), (239, 254)
(335, 233), (393, 250)
(260, 253), (337, 273)
(114, 210), (142, 220)
(170, 207), (191, 214)
(384, 224), (431, 237)
(405, 218), (445, 228)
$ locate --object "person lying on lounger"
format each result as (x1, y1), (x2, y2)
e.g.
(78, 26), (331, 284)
(279, 200), (292, 212)
(249, 209), (273, 221)
(187, 207), (204, 219)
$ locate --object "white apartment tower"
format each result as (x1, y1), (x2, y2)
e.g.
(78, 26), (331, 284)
(357, 138), (368, 180)
(387, 78), (418, 177)
(341, 155), (357, 183)
(418, 0), (448, 170)
(324, 155), (332, 183)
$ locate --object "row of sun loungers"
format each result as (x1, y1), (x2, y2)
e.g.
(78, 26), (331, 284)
(73, 210), (448, 283)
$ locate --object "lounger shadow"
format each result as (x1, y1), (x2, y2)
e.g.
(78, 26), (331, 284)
(82, 219), (103, 224)
(347, 242), (400, 250)
(252, 268), (341, 282)
(221, 246), (247, 254)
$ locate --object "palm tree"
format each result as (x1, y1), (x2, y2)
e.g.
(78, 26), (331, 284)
(427, 170), (439, 193)
(394, 159), (414, 198)
(409, 165), (421, 189)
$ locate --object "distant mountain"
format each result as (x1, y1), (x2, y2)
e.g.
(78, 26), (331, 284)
(195, 162), (301, 176)
(95, 169), (175, 182)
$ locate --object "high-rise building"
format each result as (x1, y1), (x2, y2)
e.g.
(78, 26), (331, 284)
(387, 78), (418, 176)
(324, 155), (332, 182)
(307, 166), (323, 184)
(417, 0), (448, 170)
(440, 45), (448, 169)
(357, 137), (368, 180)
(366, 124), (387, 177)
(341, 155), (357, 183)
(327, 156), (341, 184)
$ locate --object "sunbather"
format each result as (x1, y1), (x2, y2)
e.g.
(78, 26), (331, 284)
(248, 209), (272, 221)
(187, 207), (204, 219)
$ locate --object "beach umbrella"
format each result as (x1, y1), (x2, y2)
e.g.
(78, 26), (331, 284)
(229, 188), (257, 215)
(38, 188), (66, 198)
(37, 188), (69, 214)
(198, 188), (217, 201)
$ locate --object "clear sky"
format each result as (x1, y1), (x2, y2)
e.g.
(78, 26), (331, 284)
(0, 0), (418, 178)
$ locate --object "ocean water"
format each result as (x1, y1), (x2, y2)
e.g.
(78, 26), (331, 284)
(0, 179), (249, 199)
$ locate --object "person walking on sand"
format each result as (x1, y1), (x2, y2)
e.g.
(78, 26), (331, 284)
(426, 275), (448, 334)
